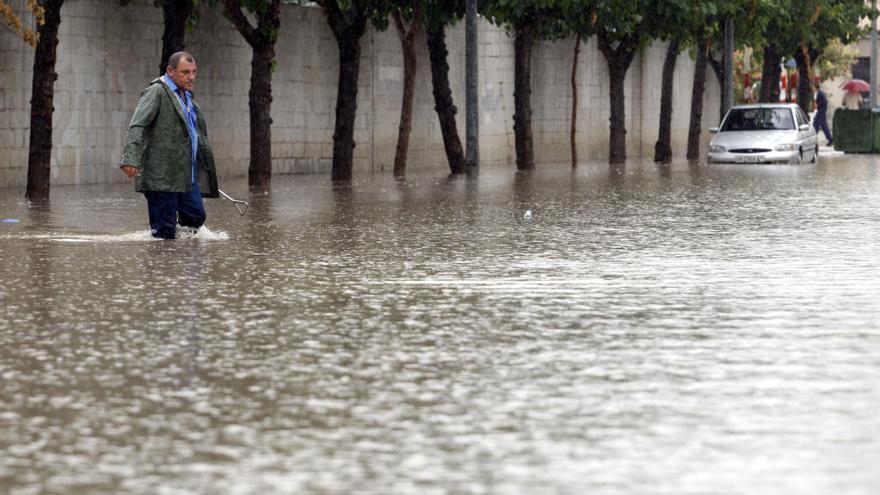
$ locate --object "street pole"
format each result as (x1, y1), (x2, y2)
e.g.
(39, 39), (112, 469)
(871, 1), (878, 108)
(465, 0), (479, 169)
(723, 18), (735, 116)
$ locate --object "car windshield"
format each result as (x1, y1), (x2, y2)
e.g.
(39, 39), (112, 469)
(720, 108), (795, 131)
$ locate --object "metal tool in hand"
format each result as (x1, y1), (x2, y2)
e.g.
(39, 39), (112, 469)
(218, 189), (249, 216)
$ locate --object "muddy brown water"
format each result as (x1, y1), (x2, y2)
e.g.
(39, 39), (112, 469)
(1, 156), (879, 494)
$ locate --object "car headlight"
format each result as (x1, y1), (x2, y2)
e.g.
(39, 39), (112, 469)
(709, 145), (726, 153)
(774, 143), (797, 151)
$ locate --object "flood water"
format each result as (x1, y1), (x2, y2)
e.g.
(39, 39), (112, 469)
(2, 155), (880, 494)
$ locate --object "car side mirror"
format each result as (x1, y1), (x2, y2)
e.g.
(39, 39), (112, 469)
(709, 127), (719, 133)
(799, 124), (812, 131)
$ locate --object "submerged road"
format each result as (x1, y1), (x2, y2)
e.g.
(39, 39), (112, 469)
(1, 154), (879, 494)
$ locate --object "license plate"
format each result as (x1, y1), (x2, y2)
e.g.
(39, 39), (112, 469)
(735, 155), (764, 163)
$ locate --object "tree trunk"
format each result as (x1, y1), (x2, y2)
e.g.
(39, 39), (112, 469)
(248, 43), (274, 190)
(426, 26), (466, 174)
(654, 39), (679, 164)
(607, 64), (628, 164)
(760, 44), (782, 103)
(159, 1), (193, 75)
(597, 32), (638, 165)
(464, 0), (479, 168)
(26, 0), (64, 200)
(570, 33), (581, 168)
(687, 36), (709, 161)
(513, 23), (535, 170)
(392, 8), (422, 178)
(795, 44), (813, 116)
(223, 0), (280, 192)
(324, 2), (367, 182)
(331, 34), (362, 182)
(708, 49), (725, 119)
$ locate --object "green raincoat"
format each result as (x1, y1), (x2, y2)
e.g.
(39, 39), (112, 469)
(121, 77), (219, 198)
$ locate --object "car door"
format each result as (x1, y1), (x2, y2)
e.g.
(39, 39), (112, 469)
(796, 107), (817, 151)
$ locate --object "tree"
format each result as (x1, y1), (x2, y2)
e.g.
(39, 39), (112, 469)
(25, 0), (63, 200)
(593, 0), (663, 165)
(815, 38), (859, 81)
(686, 35), (710, 161)
(682, 1), (755, 161)
(707, 44), (726, 117)
(391, 1), (423, 178)
(651, 0), (717, 163)
(317, 0), (392, 182)
(654, 39), (679, 163)
(791, 0), (867, 115)
(223, 0), (281, 191)
(654, 0), (736, 163)
(561, 2), (596, 168)
(483, 0), (566, 170)
(759, 42), (783, 103)
(1, 0), (44, 47)
(424, 0), (466, 174)
(749, 0), (865, 114)
(754, 1), (800, 104)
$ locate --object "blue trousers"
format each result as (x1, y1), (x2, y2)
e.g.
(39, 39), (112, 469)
(813, 115), (832, 144)
(144, 182), (206, 239)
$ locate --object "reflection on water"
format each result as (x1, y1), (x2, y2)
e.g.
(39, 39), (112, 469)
(2, 157), (880, 494)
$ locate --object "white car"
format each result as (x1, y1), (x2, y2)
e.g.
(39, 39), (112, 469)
(707, 104), (818, 164)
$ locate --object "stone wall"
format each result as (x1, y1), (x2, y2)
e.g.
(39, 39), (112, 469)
(0, 0), (720, 189)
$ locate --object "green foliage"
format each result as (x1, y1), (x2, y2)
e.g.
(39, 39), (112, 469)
(815, 38), (859, 81)
(585, 0), (746, 49)
(224, 0), (281, 44)
(719, 0), (867, 105)
(481, 0), (568, 39)
(808, 0), (870, 46)
(315, 0), (398, 31)
(750, 0), (868, 55)
(422, 0), (465, 32)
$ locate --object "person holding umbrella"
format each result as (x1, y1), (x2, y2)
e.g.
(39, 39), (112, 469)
(841, 79), (869, 110)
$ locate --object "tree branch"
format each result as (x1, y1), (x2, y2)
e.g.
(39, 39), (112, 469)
(320, 0), (348, 39)
(223, 0), (258, 47)
(408, 6), (423, 43)
(392, 9), (405, 43)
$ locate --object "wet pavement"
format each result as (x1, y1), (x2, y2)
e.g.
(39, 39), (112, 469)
(1, 154), (879, 494)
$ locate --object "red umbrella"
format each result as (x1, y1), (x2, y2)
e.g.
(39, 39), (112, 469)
(841, 79), (871, 93)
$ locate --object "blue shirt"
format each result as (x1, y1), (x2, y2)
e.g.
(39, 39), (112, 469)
(815, 89), (828, 117)
(162, 75), (199, 183)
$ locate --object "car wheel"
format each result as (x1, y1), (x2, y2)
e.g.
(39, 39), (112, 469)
(812, 144), (818, 163)
(796, 149), (803, 165)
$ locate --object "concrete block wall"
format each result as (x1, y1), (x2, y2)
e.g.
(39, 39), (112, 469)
(54, 0), (162, 187)
(0, 0), (720, 190)
(0, 0), (35, 188)
(531, 37), (643, 164)
(0, 0), (163, 187)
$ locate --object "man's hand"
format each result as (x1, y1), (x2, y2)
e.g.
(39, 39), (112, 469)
(121, 165), (138, 178)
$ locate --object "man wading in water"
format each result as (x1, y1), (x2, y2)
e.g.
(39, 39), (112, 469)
(120, 51), (218, 239)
